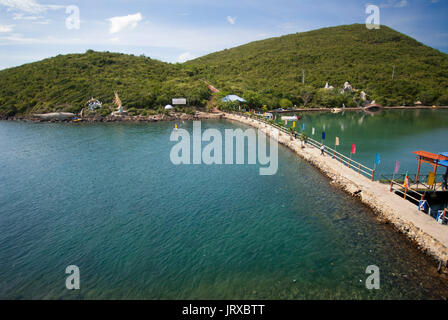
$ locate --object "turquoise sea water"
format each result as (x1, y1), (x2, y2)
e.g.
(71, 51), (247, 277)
(284, 109), (448, 177)
(0, 114), (448, 300)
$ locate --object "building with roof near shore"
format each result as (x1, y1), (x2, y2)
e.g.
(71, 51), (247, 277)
(221, 95), (247, 103)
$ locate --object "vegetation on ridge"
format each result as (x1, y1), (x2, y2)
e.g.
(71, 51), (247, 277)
(187, 24), (448, 108)
(0, 50), (210, 116)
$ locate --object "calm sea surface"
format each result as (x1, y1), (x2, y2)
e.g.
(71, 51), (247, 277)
(0, 111), (447, 299)
(287, 109), (448, 177)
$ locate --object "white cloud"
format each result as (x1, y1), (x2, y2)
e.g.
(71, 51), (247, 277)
(177, 52), (195, 63)
(0, 22), (272, 62)
(0, 24), (13, 32)
(0, 0), (64, 25)
(0, 0), (63, 13)
(226, 16), (236, 25)
(0, 0), (45, 13)
(33, 19), (50, 24)
(12, 12), (42, 20)
(380, 0), (408, 8)
(109, 13), (142, 34)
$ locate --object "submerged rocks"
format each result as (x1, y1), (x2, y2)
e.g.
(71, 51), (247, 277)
(31, 112), (75, 121)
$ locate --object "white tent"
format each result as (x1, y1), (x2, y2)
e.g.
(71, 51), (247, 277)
(165, 105), (174, 110)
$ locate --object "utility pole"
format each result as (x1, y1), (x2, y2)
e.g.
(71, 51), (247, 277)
(302, 69), (305, 85)
(392, 65), (395, 80)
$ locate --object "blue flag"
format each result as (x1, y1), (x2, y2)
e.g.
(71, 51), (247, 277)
(302, 123), (305, 131)
(322, 132), (326, 140)
(375, 153), (381, 165)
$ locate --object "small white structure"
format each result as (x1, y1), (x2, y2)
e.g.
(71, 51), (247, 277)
(165, 105), (174, 110)
(87, 98), (102, 111)
(341, 81), (355, 94)
(324, 82), (334, 90)
(344, 81), (353, 91)
(361, 91), (367, 102)
(172, 98), (187, 105)
(265, 112), (273, 120)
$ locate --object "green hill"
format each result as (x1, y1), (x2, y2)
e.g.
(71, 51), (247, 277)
(1, 24), (448, 116)
(186, 24), (448, 108)
(0, 50), (209, 116)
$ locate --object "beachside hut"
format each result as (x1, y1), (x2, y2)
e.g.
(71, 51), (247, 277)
(221, 95), (247, 103)
(221, 95), (247, 110)
(165, 105), (174, 110)
(413, 151), (448, 187)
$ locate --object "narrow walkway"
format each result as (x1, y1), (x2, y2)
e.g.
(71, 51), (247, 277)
(224, 112), (448, 263)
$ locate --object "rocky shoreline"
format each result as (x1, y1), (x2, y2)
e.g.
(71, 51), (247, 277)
(224, 112), (448, 273)
(0, 111), (224, 123)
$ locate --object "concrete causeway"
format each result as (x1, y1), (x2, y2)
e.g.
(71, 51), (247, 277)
(224, 112), (448, 265)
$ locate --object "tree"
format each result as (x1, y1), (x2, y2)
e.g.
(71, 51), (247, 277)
(279, 98), (293, 109)
(299, 86), (314, 108)
(243, 90), (263, 108)
(315, 89), (344, 108)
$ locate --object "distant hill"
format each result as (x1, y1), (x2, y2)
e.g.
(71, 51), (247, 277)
(1, 24), (448, 116)
(186, 24), (448, 108)
(0, 50), (209, 116)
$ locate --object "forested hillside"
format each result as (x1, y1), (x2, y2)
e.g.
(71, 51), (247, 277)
(187, 24), (448, 108)
(0, 50), (209, 116)
(1, 24), (447, 116)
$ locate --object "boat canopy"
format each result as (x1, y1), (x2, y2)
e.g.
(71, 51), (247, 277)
(439, 152), (448, 167)
(413, 151), (448, 182)
(413, 151), (448, 167)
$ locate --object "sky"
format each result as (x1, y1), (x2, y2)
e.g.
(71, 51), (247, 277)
(0, 0), (447, 70)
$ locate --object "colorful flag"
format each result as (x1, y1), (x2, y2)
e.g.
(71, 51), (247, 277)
(427, 171), (436, 186)
(351, 144), (356, 154)
(274, 115), (277, 121)
(302, 123), (305, 131)
(394, 161), (400, 174)
(322, 132), (326, 140)
(312, 127), (315, 135)
(335, 137), (340, 146)
(375, 153), (381, 165)
(293, 121), (296, 128)
(403, 174), (409, 189)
